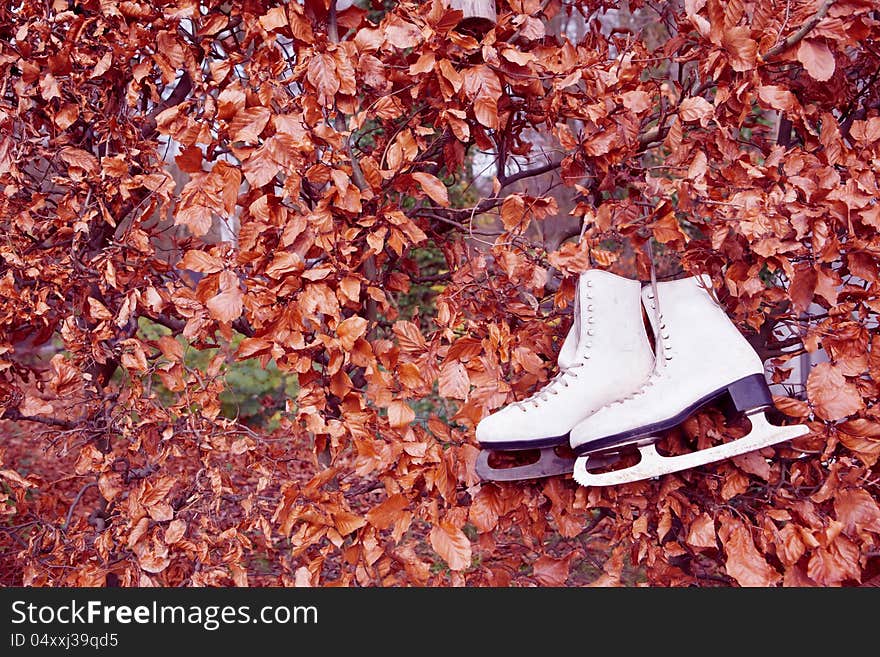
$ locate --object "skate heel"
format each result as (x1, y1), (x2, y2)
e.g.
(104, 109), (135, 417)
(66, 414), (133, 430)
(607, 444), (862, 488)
(725, 374), (773, 416)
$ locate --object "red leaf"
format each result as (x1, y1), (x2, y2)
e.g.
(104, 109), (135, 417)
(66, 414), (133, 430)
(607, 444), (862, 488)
(429, 522), (472, 572)
(679, 97), (713, 125)
(230, 106), (271, 143)
(757, 85), (796, 112)
(412, 172), (449, 207)
(718, 514), (781, 587)
(439, 360), (470, 400)
(797, 39), (835, 82)
(181, 250), (224, 274)
(834, 488), (880, 536)
(806, 362), (864, 421)
(336, 315), (368, 351)
(686, 513), (717, 550)
(387, 400), (415, 428)
(206, 271), (243, 323)
(533, 555), (571, 586)
(366, 494), (408, 530)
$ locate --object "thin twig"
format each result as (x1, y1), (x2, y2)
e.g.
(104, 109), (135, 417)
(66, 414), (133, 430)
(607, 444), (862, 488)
(62, 481), (98, 531)
(762, 0), (837, 59)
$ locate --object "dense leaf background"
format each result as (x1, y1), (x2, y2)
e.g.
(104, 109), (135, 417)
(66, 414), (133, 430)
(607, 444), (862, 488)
(1, 0), (879, 587)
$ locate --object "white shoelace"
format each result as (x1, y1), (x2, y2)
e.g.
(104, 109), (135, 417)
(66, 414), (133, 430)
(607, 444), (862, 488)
(514, 362), (585, 410)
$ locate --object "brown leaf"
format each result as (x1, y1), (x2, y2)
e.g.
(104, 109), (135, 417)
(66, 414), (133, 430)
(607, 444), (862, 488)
(438, 360), (470, 399)
(387, 400), (415, 428)
(366, 494), (408, 530)
(679, 97), (713, 125)
(533, 555), (571, 586)
(757, 85), (796, 112)
(332, 510), (367, 536)
(834, 488), (880, 536)
(797, 39), (835, 82)
(773, 524), (806, 567)
(206, 271), (243, 323)
(336, 315), (368, 351)
(59, 147), (99, 174)
(806, 362), (863, 421)
(429, 522), (472, 572)
(807, 535), (861, 586)
(686, 513), (717, 550)
(412, 172), (449, 207)
(722, 26), (756, 71)
(230, 106), (271, 143)
(789, 263), (817, 315)
(181, 250), (224, 274)
(164, 519), (187, 545)
(718, 514), (781, 587)
(468, 487), (500, 532)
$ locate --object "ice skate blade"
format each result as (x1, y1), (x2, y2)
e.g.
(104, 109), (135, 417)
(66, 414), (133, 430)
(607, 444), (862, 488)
(572, 413), (809, 487)
(476, 447), (620, 482)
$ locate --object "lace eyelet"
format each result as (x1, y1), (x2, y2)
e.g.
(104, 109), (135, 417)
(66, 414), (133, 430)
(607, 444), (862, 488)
(587, 329), (594, 336)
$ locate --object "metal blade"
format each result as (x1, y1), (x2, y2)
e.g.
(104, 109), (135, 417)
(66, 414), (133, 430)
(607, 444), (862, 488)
(573, 414), (809, 487)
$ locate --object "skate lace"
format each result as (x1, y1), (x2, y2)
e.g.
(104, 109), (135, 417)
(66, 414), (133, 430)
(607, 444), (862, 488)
(515, 275), (598, 411)
(513, 362), (586, 410)
(609, 241), (673, 407)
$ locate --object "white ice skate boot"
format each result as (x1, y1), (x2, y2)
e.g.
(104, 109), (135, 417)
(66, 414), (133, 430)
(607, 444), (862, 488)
(569, 274), (810, 486)
(475, 269), (655, 481)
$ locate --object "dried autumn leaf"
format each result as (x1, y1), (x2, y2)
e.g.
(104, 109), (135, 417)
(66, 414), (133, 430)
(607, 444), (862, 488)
(206, 271), (243, 323)
(411, 172), (449, 207)
(834, 488), (880, 536)
(679, 97), (713, 125)
(686, 513), (717, 550)
(387, 400), (415, 428)
(533, 555), (571, 587)
(807, 362), (863, 421)
(181, 250), (224, 274)
(366, 493), (408, 530)
(230, 107), (271, 143)
(164, 519), (187, 545)
(718, 514), (781, 587)
(438, 360), (469, 399)
(429, 521), (472, 572)
(337, 315), (368, 351)
(797, 39), (835, 82)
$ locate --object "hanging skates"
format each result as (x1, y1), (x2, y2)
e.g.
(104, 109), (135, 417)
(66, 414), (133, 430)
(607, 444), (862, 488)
(475, 270), (656, 481)
(569, 274), (810, 486)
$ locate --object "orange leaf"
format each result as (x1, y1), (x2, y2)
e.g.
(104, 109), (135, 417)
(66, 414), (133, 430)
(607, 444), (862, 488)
(833, 488), (880, 536)
(686, 513), (717, 550)
(533, 555), (571, 586)
(206, 271), (243, 323)
(679, 97), (713, 125)
(757, 85), (796, 112)
(337, 315), (368, 351)
(164, 519), (187, 545)
(429, 522), (472, 572)
(387, 400), (415, 428)
(332, 510), (367, 536)
(797, 39), (835, 82)
(181, 250), (224, 274)
(438, 360), (469, 399)
(366, 493), (408, 530)
(807, 362), (863, 421)
(718, 514), (781, 586)
(230, 106), (271, 143)
(412, 172), (449, 207)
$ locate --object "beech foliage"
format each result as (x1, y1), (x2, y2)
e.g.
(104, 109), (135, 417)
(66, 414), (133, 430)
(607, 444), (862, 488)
(1, 0), (879, 587)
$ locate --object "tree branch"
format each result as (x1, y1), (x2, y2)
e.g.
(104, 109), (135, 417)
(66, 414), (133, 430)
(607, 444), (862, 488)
(762, 0), (837, 59)
(2, 408), (76, 429)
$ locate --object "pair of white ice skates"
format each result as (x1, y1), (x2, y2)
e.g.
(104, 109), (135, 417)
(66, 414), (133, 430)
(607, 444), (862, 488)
(475, 270), (810, 486)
